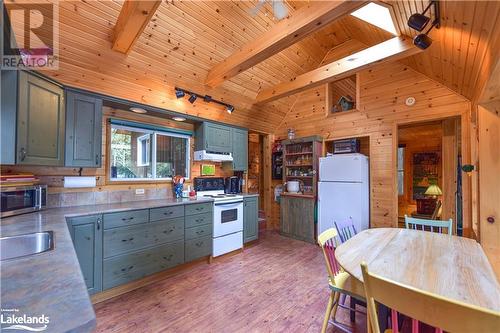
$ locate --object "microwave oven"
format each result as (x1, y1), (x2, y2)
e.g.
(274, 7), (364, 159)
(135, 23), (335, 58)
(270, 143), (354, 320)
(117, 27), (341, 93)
(1, 184), (47, 218)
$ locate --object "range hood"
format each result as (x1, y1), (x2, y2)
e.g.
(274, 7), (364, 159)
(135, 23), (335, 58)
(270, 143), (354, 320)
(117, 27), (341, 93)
(194, 150), (233, 162)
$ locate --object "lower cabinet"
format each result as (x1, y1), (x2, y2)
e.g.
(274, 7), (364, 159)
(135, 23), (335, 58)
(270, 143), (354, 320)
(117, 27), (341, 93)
(184, 203), (213, 262)
(243, 196), (259, 243)
(280, 195), (315, 243)
(67, 214), (103, 295)
(69, 202), (215, 294)
(103, 241), (184, 290)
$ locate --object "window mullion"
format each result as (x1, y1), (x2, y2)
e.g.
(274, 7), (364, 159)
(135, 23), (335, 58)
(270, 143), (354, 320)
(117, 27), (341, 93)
(152, 132), (157, 179)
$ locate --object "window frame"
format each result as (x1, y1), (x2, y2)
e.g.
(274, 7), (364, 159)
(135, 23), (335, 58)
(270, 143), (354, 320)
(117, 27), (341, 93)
(109, 123), (191, 182)
(397, 145), (405, 196)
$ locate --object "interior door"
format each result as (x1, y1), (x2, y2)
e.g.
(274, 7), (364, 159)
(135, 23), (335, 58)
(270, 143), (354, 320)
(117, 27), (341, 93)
(478, 104), (500, 277)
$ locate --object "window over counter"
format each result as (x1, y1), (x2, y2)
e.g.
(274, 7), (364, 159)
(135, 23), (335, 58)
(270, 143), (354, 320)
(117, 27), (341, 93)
(110, 123), (190, 181)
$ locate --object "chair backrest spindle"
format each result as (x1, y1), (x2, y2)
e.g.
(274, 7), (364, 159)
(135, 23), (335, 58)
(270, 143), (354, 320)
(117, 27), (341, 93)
(404, 215), (453, 235)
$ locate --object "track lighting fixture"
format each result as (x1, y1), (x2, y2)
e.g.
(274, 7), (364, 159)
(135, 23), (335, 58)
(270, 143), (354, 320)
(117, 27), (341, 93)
(407, 1), (440, 50)
(175, 88), (185, 98)
(174, 87), (235, 115)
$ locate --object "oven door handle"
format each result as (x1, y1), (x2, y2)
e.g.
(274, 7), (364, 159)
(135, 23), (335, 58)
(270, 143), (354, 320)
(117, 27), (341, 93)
(214, 201), (243, 208)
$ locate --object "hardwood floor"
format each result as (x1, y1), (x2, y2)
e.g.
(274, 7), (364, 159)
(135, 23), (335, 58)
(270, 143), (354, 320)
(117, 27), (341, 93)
(94, 231), (366, 332)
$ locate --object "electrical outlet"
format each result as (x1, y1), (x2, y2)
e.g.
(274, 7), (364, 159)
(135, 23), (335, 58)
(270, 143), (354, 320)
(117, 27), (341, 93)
(135, 188), (145, 195)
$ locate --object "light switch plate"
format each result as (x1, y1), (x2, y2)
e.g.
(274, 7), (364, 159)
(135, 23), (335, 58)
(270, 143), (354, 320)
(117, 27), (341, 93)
(135, 188), (145, 195)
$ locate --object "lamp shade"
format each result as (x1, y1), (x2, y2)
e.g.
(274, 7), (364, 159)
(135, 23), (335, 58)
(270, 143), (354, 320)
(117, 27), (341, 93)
(425, 184), (442, 196)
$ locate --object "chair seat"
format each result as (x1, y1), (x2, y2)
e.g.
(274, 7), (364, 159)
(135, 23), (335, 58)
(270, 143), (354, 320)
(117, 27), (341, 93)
(329, 271), (366, 301)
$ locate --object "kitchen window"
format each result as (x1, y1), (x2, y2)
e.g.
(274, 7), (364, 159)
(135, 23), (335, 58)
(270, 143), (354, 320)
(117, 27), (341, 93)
(110, 123), (190, 181)
(397, 145), (405, 196)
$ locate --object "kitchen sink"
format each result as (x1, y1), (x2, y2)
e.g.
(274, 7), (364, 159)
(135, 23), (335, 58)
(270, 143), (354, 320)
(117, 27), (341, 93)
(0, 231), (54, 261)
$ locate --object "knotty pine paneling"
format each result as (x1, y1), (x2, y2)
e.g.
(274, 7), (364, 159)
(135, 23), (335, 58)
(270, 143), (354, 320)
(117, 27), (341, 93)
(0, 107), (233, 194)
(275, 61), (470, 228)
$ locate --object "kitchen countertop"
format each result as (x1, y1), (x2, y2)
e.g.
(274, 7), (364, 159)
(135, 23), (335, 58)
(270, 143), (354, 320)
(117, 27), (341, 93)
(0, 197), (213, 333)
(241, 193), (259, 197)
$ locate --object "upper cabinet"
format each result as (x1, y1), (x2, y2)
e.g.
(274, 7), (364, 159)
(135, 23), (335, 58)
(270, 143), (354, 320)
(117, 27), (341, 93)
(195, 122), (248, 171)
(195, 122), (232, 153)
(17, 71), (65, 166)
(1, 71), (18, 165)
(65, 90), (103, 167)
(232, 128), (248, 171)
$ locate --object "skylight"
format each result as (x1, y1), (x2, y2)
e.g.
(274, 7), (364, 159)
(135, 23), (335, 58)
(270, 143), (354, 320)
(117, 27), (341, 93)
(350, 2), (398, 35)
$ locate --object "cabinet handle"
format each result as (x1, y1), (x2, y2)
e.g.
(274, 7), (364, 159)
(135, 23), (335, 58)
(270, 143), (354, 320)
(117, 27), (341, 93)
(196, 207), (203, 211)
(163, 254), (173, 261)
(122, 217), (134, 221)
(163, 229), (174, 234)
(122, 237), (134, 242)
(163, 211), (173, 215)
(195, 241), (203, 247)
(19, 148), (26, 161)
(95, 154), (99, 165)
(196, 230), (204, 235)
(96, 218), (101, 230)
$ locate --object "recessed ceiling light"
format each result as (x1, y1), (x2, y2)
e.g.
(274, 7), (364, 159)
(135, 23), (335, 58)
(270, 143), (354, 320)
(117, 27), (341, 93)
(130, 107), (147, 114)
(351, 2), (398, 35)
(172, 116), (186, 122)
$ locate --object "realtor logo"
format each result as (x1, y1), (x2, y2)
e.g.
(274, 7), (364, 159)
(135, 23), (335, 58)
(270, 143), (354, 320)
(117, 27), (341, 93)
(1, 0), (59, 70)
(1, 308), (50, 332)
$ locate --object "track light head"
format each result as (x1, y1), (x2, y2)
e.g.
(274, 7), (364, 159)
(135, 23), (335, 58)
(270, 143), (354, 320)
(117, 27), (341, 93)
(188, 94), (197, 104)
(204, 95), (212, 103)
(407, 13), (430, 32)
(226, 105), (234, 114)
(413, 33), (433, 50)
(175, 88), (185, 98)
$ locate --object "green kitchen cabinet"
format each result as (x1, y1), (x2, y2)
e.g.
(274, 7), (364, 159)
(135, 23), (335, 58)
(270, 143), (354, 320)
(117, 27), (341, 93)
(1, 70), (17, 165)
(232, 128), (248, 171)
(195, 122), (232, 153)
(17, 71), (65, 165)
(67, 214), (103, 295)
(243, 196), (259, 243)
(65, 90), (103, 167)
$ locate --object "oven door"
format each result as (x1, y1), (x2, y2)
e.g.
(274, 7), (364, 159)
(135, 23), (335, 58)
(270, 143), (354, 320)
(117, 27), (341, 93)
(1, 186), (40, 217)
(213, 201), (243, 237)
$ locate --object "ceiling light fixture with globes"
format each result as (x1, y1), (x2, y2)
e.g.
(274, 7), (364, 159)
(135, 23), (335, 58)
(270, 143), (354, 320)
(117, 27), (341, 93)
(174, 87), (235, 115)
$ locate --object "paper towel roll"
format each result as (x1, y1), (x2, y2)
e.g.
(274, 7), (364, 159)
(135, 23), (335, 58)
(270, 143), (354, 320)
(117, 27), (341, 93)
(64, 176), (96, 188)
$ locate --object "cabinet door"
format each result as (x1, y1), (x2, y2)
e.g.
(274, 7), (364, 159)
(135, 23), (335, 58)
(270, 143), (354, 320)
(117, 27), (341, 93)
(205, 123), (232, 153)
(232, 128), (248, 171)
(65, 91), (102, 167)
(1, 71), (17, 165)
(67, 215), (103, 295)
(17, 71), (65, 165)
(244, 197), (258, 243)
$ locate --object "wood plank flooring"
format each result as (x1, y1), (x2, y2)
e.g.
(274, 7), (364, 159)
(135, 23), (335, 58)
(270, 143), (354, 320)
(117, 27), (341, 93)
(94, 231), (365, 332)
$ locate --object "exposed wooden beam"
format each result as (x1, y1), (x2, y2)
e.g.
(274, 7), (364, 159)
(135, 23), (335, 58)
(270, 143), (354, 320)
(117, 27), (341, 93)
(112, 0), (161, 54)
(256, 36), (422, 103)
(205, 1), (368, 88)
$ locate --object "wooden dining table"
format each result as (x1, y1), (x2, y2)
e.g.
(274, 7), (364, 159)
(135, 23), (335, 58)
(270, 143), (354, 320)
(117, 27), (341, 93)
(335, 228), (500, 330)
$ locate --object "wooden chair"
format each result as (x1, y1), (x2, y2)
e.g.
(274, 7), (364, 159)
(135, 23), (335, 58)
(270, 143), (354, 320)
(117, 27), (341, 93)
(334, 217), (357, 244)
(361, 261), (500, 333)
(404, 215), (453, 235)
(318, 228), (366, 333)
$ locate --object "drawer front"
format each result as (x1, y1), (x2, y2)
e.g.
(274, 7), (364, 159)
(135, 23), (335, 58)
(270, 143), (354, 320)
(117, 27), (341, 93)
(150, 205), (184, 222)
(185, 212), (213, 228)
(103, 218), (184, 258)
(103, 241), (184, 290)
(185, 236), (212, 262)
(185, 224), (212, 240)
(103, 209), (149, 229)
(185, 203), (213, 216)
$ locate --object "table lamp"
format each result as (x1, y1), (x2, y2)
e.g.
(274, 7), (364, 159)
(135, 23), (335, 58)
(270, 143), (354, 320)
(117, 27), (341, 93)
(424, 184), (442, 199)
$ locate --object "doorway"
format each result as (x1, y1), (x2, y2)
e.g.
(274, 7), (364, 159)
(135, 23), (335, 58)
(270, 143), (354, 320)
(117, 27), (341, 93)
(397, 117), (462, 234)
(248, 132), (266, 229)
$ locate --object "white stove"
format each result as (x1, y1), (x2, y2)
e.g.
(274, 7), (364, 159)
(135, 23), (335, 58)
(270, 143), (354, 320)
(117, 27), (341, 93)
(194, 178), (244, 257)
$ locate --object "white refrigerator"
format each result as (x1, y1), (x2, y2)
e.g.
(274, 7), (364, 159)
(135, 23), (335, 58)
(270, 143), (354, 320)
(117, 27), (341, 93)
(317, 153), (370, 236)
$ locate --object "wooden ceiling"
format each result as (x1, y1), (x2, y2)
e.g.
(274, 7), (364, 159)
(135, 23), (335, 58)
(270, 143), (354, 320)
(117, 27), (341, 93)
(6, 1), (500, 133)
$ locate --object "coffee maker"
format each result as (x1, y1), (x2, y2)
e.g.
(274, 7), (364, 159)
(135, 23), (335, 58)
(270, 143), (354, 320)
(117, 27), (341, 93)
(225, 176), (242, 194)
